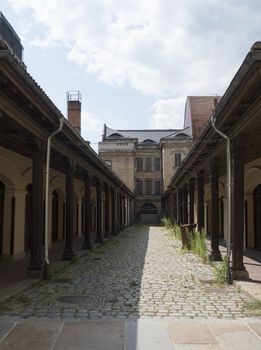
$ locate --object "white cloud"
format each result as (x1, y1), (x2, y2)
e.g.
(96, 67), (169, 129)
(149, 97), (185, 129)
(81, 110), (102, 134)
(7, 0), (261, 128)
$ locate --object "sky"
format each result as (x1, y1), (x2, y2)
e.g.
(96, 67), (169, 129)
(1, 0), (261, 152)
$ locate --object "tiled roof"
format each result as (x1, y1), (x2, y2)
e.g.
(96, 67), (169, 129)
(105, 125), (191, 143)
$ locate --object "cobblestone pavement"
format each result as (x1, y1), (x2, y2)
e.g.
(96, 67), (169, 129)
(0, 225), (254, 320)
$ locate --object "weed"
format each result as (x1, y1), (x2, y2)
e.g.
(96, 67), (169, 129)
(190, 230), (208, 262)
(212, 256), (229, 285)
(242, 299), (261, 317)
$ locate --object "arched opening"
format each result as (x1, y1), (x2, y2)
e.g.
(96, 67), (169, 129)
(253, 185), (261, 251)
(24, 183), (32, 252)
(52, 191), (59, 243)
(0, 181), (5, 256)
(140, 203), (159, 224)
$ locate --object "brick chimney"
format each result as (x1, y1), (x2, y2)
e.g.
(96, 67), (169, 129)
(67, 91), (81, 134)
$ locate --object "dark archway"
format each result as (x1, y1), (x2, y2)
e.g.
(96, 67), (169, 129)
(24, 183), (32, 251)
(0, 181), (5, 255)
(140, 203), (157, 214)
(140, 203), (159, 224)
(52, 191), (59, 243)
(254, 185), (261, 251)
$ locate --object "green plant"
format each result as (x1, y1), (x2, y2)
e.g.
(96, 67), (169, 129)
(161, 216), (172, 229)
(190, 230), (207, 262)
(213, 256), (229, 285)
(242, 299), (261, 317)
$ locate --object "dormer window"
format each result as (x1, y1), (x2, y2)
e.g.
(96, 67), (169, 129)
(143, 139), (156, 143)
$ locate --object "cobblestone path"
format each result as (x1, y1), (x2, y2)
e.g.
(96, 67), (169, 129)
(0, 225), (252, 319)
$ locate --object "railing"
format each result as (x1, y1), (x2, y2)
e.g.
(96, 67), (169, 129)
(0, 12), (23, 61)
(67, 91), (82, 102)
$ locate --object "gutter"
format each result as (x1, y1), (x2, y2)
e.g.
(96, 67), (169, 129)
(44, 118), (64, 277)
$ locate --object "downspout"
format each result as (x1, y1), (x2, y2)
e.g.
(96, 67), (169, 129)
(44, 118), (64, 276)
(211, 115), (232, 284)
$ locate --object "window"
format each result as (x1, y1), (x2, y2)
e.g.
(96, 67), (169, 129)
(154, 181), (161, 195)
(145, 157), (152, 172)
(104, 160), (112, 169)
(136, 180), (143, 195)
(136, 158), (143, 172)
(174, 153), (182, 167)
(145, 180), (152, 194)
(154, 157), (160, 171)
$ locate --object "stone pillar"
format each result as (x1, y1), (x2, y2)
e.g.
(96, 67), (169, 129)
(96, 180), (103, 243)
(210, 159), (222, 260)
(111, 188), (117, 235)
(104, 184), (110, 237)
(189, 178), (195, 224)
(27, 142), (45, 277)
(62, 160), (75, 260)
(231, 139), (249, 279)
(183, 184), (188, 224)
(197, 171), (205, 232)
(82, 173), (92, 249)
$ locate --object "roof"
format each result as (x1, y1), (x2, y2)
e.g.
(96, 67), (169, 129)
(104, 125), (191, 143)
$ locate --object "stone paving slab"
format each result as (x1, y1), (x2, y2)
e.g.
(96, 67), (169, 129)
(125, 319), (173, 350)
(0, 319), (62, 350)
(166, 322), (218, 344)
(53, 320), (124, 350)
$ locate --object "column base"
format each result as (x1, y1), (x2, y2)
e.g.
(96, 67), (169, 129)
(210, 250), (222, 261)
(62, 249), (75, 261)
(232, 268), (249, 280)
(95, 235), (104, 244)
(27, 265), (44, 279)
(82, 241), (92, 250)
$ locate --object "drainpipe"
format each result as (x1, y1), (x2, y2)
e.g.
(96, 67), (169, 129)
(211, 115), (232, 284)
(44, 118), (64, 277)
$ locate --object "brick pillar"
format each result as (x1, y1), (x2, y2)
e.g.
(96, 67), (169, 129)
(27, 141), (45, 278)
(189, 178), (195, 224)
(210, 159), (222, 261)
(63, 160), (75, 260)
(231, 139), (249, 279)
(82, 172), (92, 250)
(197, 171), (205, 232)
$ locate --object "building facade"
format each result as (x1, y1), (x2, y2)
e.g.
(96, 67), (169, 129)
(0, 13), (134, 279)
(164, 42), (261, 279)
(99, 126), (192, 223)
